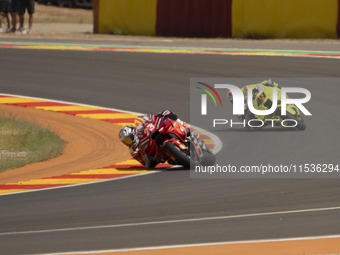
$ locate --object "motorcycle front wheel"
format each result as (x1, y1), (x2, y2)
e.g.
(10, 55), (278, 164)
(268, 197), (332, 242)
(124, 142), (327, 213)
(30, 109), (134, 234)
(164, 142), (200, 169)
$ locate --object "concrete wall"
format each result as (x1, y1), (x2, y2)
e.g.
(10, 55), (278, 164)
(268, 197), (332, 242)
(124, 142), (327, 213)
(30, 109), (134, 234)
(95, 0), (157, 35)
(232, 0), (338, 38)
(94, 0), (340, 38)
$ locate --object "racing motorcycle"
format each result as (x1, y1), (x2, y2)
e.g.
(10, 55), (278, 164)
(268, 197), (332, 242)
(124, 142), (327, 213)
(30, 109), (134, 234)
(245, 86), (306, 130)
(136, 114), (215, 169)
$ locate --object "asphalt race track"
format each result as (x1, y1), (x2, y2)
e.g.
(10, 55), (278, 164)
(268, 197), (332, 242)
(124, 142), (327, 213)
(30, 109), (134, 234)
(0, 41), (340, 254)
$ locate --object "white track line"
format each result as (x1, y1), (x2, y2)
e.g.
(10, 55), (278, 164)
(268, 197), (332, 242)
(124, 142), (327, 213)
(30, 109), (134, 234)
(1, 205), (340, 236)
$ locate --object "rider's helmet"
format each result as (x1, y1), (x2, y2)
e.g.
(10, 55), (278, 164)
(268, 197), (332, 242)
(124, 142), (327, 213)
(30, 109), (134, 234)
(260, 79), (279, 88)
(118, 125), (138, 147)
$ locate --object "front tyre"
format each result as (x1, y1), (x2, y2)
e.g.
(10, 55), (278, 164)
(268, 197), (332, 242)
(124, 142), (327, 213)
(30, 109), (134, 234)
(200, 151), (216, 166)
(164, 142), (200, 169)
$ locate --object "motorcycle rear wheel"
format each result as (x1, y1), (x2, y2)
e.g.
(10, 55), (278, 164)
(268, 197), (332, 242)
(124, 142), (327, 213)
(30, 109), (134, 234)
(282, 112), (306, 130)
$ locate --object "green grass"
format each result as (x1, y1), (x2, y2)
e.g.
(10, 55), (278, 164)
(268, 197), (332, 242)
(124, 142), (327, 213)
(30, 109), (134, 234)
(0, 114), (66, 172)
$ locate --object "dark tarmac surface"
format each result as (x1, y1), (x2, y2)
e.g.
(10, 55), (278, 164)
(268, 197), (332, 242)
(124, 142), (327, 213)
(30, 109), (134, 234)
(0, 40), (339, 254)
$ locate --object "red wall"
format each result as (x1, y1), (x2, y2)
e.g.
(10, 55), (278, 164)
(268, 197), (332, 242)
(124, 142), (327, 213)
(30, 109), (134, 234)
(156, 0), (232, 37)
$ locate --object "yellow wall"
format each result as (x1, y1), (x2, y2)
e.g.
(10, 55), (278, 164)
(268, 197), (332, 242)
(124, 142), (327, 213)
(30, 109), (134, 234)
(98, 0), (157, 35)
(232, 0), (338, 38)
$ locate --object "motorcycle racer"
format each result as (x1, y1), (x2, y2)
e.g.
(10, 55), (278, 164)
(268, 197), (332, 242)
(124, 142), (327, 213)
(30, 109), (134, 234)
(226, 79), (306, 130)
(118, 124), (153, 167)
(118, 110), (190, 168)
(226, 79), (281, 123)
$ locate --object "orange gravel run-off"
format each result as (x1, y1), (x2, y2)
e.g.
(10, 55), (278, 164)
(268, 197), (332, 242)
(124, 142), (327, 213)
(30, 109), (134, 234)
(65, 237), (340, 255)
(0, 103), (130, 184)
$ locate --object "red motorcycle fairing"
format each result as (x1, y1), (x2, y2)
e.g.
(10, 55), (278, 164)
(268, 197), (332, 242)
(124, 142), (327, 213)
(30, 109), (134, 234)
(154, 115), (188, 142)
(134, 114), (215, 168)
(137, 115), (189, 163)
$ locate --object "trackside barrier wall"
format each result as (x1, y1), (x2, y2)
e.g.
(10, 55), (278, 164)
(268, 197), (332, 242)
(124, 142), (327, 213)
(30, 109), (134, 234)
(95, 0), (157, 35)
(94, 0), (340, 38)
(232, 0), (338, 38)
(156, 0), (232, 37)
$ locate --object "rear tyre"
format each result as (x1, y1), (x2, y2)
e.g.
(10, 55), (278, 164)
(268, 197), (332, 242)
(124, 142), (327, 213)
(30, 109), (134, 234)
(164, 142), (200, 169)
(282, 112), (306, 130)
